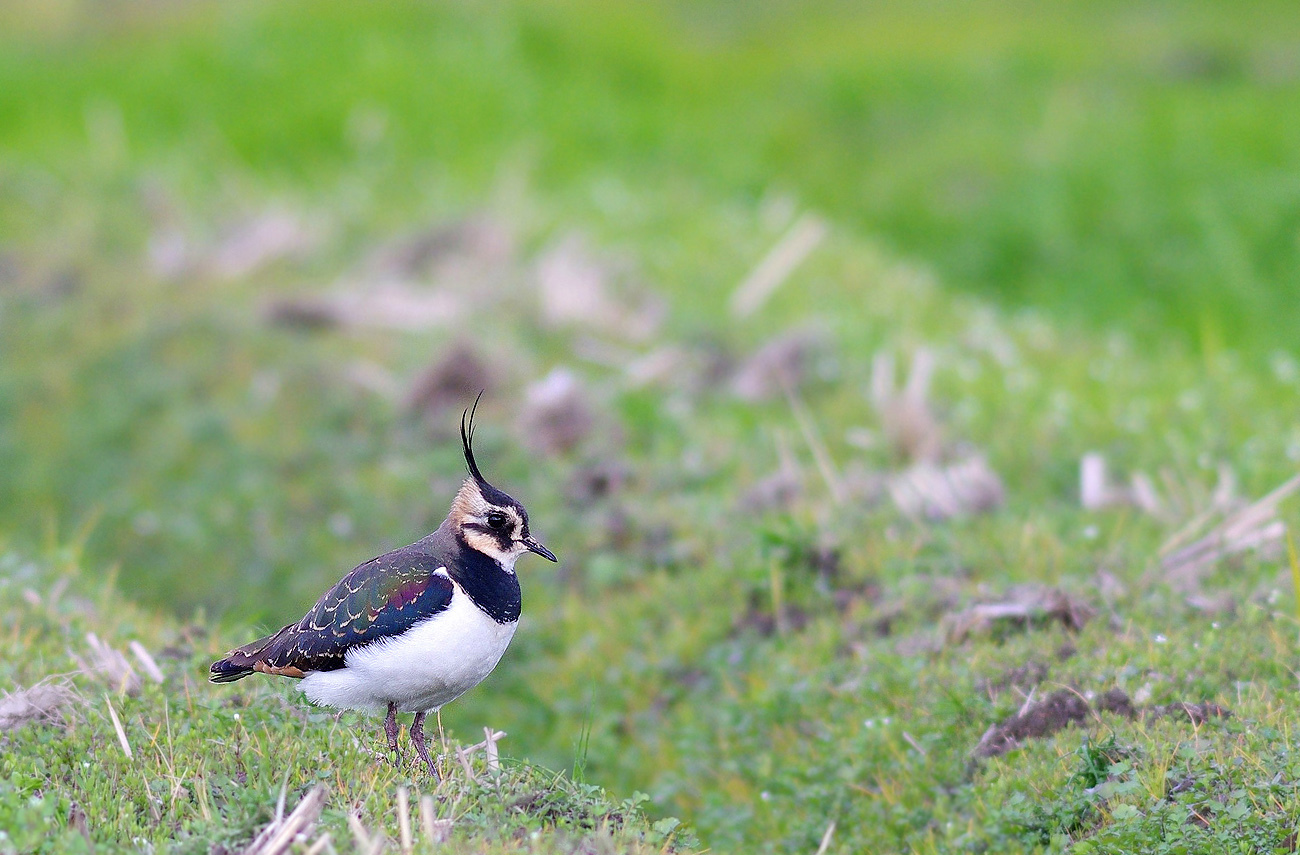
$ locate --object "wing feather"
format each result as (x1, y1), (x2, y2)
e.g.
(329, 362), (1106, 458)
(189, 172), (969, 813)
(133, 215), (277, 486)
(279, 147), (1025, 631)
(209, 545), (454, 681)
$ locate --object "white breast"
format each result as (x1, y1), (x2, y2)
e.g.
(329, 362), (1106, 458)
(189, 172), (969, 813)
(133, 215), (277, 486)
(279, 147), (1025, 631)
(299, 576), (518, 713)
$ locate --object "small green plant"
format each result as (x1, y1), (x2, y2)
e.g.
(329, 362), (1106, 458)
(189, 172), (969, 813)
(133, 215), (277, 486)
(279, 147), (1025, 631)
(1000, 736), (1131, 846)
(1072, 734), (1128, 790)
(572, 692), (595, 784)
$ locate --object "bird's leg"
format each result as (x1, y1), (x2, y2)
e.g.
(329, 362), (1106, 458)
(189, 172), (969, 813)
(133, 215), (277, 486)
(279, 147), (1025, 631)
(411, 711), (439, 778)
(384, 702), (402, 763)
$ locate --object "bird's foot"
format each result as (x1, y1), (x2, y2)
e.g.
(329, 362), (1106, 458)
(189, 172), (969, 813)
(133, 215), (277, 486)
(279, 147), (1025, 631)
(411, 711), (440, 779)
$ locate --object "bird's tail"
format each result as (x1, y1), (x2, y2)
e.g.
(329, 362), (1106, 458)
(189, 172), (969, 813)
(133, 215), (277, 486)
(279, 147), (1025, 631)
(209, 630), (280, 683)
(209, 657), (255, 683)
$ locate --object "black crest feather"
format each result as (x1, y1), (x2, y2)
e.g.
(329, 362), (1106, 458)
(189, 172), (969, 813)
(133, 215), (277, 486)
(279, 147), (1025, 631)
(461, 391), (489, 487)
(459, 392), (523, 513)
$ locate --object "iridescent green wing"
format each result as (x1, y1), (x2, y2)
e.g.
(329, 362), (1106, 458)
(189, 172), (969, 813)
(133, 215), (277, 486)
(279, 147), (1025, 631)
(258, 545), (454, 674)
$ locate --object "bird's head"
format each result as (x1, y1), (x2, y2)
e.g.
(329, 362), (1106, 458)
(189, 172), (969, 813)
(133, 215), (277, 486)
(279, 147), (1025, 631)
(450, 397), (557, 571)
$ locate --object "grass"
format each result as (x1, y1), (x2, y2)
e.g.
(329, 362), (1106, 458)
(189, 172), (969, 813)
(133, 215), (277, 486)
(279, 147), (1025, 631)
(3, 0), (1300, 851)
(0, 544), (695, 853)
(4, 0), (1300, 345)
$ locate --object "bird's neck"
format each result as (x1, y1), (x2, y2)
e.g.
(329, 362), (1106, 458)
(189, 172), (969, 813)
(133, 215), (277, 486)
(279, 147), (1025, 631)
(424, 523), (521, 624)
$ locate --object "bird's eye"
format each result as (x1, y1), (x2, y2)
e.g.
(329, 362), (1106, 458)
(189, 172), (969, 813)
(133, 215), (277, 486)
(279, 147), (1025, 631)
(485, 511), (509, 531)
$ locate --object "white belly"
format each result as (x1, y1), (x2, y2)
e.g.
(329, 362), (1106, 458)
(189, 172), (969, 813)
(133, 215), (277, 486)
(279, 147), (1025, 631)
(299, 582), (518, 713)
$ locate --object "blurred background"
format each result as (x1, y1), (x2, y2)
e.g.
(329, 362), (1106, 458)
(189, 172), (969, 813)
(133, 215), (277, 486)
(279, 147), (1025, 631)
(4, 0), (1300, 849)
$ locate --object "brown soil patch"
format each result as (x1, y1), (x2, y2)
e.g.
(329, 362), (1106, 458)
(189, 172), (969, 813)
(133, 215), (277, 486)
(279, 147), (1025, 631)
(973, 688), (1230, 759)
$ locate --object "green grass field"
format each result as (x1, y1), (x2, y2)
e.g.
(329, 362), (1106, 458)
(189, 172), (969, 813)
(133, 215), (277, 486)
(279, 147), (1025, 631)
(4, 0), (1300, 851)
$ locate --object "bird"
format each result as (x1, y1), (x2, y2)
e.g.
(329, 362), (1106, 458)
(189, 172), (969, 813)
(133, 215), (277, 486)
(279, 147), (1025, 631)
(209, 397), (556, 775)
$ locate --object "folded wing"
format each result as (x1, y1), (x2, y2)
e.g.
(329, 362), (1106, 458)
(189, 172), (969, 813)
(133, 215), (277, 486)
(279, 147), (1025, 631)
(210, 547), (455, 682)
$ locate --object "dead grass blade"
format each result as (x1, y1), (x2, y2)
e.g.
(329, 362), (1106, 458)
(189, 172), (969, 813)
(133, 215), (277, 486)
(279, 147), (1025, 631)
(420, 794), (453, 845)
(396, 785), (412, 854)
(81, 632), (142, 694)
(730, 212), (827, 318)
(482, 726), (503, 772)
(104, 694), (133, 759)
(242, 785), (328, 855)
(128, 641), (166, 684)
(1080, 452), (1114, 510)
(944, 586), (1094, 644)
(1159, 472), (1300, 589)
(870, 350), (942, 463)
(1081, 452), (1240, 525)
(303, 835), (335, 855)
(346, 810), (386, 855)
(451, 729), (508, 786)
(813, 819), (837, 855)
(888, 456), (1004, 521)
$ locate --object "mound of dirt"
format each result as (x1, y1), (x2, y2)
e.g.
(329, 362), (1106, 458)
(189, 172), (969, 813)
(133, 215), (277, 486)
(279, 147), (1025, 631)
(973, 688), (1229, 759)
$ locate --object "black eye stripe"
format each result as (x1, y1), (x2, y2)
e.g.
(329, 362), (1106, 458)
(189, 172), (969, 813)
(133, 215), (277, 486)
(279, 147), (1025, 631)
(462, 522), (516, 554)
(466, 522), (500, 532)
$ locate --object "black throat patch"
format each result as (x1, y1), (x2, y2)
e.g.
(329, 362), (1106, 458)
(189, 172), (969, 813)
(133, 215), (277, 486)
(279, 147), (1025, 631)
(449, 535), (522, 624)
